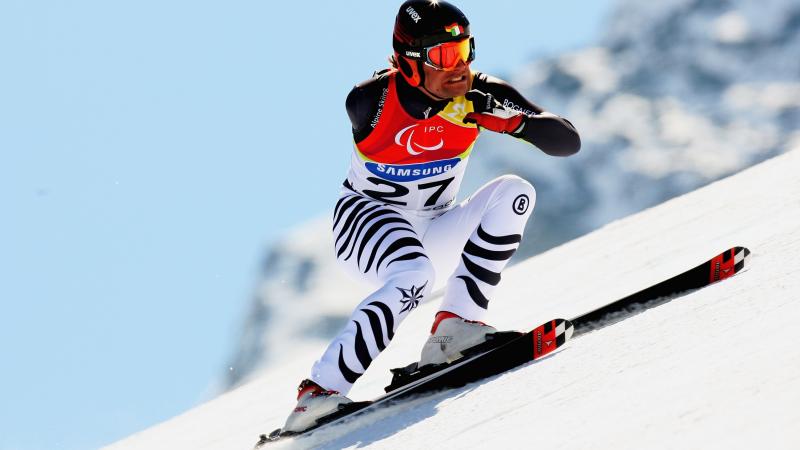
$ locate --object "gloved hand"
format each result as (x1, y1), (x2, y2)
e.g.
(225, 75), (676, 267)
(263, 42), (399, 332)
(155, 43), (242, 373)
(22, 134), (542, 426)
(463, 90), (526, 135)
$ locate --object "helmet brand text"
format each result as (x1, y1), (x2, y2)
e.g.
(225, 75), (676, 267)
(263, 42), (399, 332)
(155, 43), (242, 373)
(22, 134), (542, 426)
(405, 6), (422, 23)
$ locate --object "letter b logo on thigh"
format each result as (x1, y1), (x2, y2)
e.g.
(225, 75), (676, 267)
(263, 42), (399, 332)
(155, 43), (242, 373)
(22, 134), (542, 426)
(513, 194), (530, 215)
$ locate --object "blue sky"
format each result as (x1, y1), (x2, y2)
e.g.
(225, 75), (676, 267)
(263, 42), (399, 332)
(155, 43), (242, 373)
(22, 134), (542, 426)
(0, 1), (612, 449)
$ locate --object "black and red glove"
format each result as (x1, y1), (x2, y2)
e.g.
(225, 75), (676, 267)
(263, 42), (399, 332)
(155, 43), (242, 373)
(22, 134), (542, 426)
(463, 89), (526, 135)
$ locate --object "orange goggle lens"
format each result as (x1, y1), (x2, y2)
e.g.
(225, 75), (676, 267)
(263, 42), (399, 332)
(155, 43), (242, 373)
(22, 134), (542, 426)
(425, 37), (474, 71)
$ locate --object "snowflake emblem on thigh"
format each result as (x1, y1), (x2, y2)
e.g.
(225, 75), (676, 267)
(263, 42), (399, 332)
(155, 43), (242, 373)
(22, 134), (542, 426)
(397, 281), (427, 314)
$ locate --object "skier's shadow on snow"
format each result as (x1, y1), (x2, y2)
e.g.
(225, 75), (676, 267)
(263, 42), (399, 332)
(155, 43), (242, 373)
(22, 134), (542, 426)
(296, 353), (561, 450)
(311, 388), (461, 449)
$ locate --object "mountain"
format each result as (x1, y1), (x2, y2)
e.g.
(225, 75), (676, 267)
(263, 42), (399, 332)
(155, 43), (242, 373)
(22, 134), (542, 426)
(225, 0), (800, 388)
(471, 0), (800, 254)
(106, 146), (800, 450)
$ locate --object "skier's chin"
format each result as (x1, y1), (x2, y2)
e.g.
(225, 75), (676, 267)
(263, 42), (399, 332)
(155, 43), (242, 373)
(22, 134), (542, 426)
(445, 84), (469, 98)
(432, 83), (468, 100)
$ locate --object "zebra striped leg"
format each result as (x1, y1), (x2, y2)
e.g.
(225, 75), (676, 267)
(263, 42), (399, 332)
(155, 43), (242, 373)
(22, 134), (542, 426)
(438, 175), (536, 320)
(310, 192), (435, 394)
(331, 192), (430, 284)
(309, 265), (433, 394)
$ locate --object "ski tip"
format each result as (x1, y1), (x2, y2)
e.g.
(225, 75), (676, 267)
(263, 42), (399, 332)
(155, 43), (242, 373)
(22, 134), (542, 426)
(554, 318), (574, 341)
(254, 429), (284, 448)
(710, 246), (752, 283)
(732, 246), (751, 275)
(534, 319), (574, 359)
(253, 434), (268, 449)
(738, 247), (751, 262)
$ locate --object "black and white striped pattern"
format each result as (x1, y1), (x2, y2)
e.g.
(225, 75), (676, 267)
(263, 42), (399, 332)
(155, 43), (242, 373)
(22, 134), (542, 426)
(327, 192), (435, 385)
(313, 177), (536, 394)
(456, 224), (521, 310)
(337, 300), (396, 383)
(333, 193), (428, 277)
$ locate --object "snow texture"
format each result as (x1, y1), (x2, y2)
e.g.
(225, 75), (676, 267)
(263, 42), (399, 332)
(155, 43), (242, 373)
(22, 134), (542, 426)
(106, 148), (800, 449)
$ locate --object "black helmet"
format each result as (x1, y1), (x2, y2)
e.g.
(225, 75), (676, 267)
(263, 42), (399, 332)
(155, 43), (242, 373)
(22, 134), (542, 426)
(392, 0), (473, 87)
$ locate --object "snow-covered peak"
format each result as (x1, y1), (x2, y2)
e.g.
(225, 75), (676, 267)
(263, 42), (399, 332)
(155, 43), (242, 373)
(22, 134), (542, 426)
(603, 0), (800, 97)
(712, 11), (751, 44)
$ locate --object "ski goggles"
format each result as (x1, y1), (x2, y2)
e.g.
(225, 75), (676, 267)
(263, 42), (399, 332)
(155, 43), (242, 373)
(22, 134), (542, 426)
(404, 37), (475, 71)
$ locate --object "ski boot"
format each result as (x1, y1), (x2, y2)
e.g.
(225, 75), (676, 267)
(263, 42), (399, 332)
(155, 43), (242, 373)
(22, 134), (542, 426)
(419, 311), (498, 367)
(282, 379), (353, 433)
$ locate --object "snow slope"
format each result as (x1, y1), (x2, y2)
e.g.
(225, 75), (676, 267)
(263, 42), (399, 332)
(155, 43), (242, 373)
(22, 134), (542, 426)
(107, 148), (800, 449)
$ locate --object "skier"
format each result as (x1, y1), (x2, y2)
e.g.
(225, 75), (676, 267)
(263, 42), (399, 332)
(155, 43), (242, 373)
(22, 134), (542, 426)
(282, 0), (581, 432)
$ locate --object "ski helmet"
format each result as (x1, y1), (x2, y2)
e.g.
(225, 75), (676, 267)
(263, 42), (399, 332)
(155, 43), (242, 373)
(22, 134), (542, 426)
(393, 0), (474, 87)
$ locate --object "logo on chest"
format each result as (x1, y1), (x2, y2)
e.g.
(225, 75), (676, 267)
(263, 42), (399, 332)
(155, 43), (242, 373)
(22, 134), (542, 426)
(394, 124), (446, 156)
(366, 158), (460, 182)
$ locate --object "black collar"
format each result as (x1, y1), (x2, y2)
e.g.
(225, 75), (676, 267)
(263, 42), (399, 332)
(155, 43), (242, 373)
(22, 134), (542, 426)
(395, 75), (449, 120)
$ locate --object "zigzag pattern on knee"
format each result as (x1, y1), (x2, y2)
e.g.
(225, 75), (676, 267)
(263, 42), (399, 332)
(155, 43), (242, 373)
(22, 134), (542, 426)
(458, 224), (521, 309)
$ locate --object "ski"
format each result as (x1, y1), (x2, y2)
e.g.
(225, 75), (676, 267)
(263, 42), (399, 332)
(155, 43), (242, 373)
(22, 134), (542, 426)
(255, 246), (751, 447)
(255, 318), (573, 447)
(571, 246), (751, 335)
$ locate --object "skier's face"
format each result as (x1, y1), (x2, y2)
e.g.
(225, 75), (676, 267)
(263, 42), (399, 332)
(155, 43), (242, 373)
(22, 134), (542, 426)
(421, 59), (472, 100)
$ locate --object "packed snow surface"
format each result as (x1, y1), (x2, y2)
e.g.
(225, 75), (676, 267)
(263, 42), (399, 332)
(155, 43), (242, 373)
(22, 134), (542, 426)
(107, 150), (800, 449)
